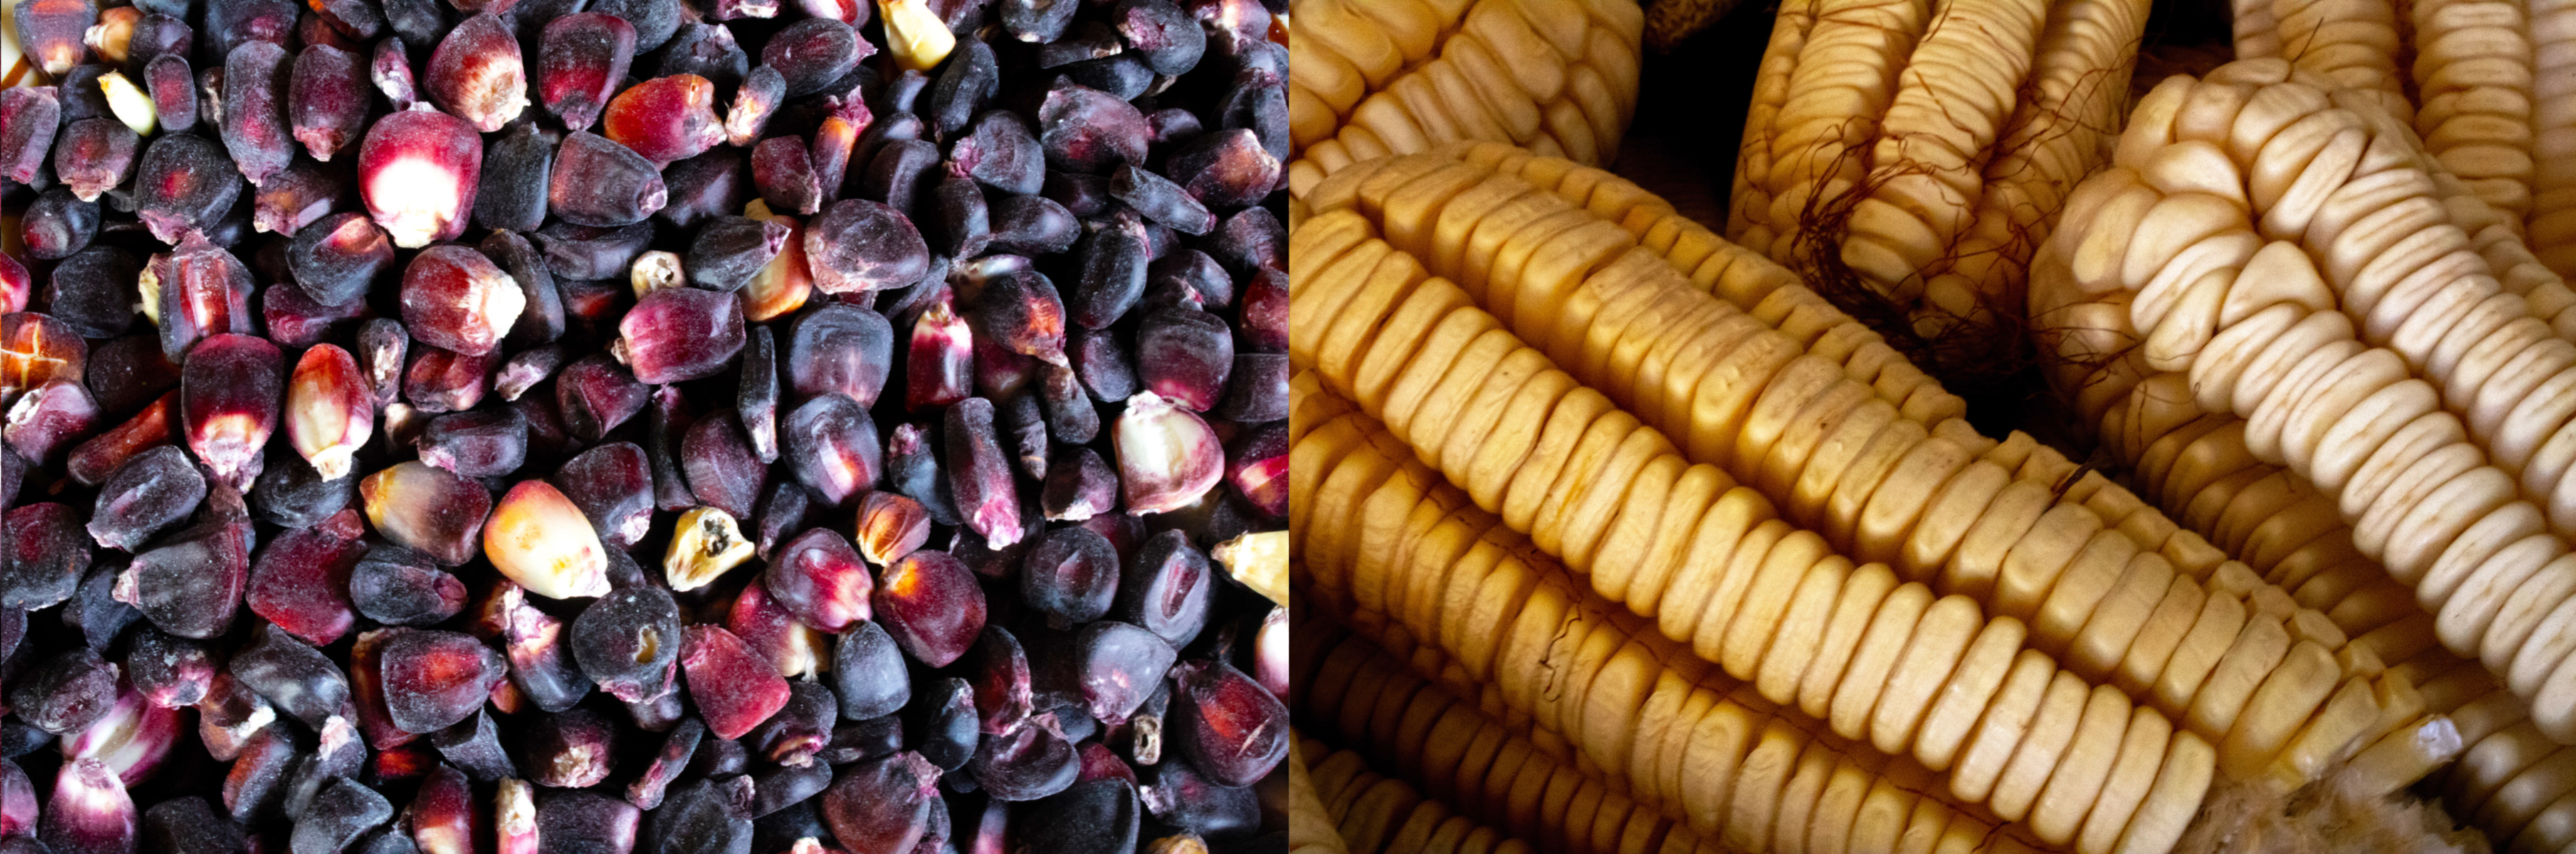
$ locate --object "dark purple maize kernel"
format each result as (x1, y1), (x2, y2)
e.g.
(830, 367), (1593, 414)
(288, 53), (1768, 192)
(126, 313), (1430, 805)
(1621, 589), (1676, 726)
(473, 122), (555, 234)
(219, 41), (294, 186)
(651, 21), (750, 91)
(804, 199), (926, 295)
(53, 117), (135, 203)
(537, 13), (636, 131)
(287, 212), (394, 306)
(290, 43), (369, 162)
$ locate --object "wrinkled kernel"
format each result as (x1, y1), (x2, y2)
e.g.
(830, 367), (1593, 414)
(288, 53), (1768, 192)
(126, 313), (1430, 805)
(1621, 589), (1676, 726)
(550, 132), (666, 227)
(87, 445), (204, 554)
(554, 355), (649, 443)
(245, 522), (364, 646)
(404, 347), (497, 415)
(821, 752), (941, 854)
(680, 413), (764, 520)
(1039, 80), (1148, 174)
(664, 505), (754, 591)
(962, 628), (1031, 735)
(804, 200), (929, 295)
(418, 406), (527, 478)
(552, 441), (653, 546)
(854, 491), (930, 566)
(1113, 391), (1223, 515)
(945, 397), (1020, 547)
(750, 136), (822, 216)
(350, 548), (468, 627)
(1077, 621), (1174, 724)
(689, 216), (790, 292)
(761, 18), (867, 97)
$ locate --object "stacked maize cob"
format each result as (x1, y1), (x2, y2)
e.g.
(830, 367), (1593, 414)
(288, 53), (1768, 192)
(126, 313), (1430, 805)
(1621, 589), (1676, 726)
(1293, 142), (2474, 853)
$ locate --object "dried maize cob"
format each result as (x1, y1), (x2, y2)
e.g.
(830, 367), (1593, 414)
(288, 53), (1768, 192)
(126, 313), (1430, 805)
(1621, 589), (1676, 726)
(1837, 0), (2049, 303)
(1758, 0), (1932, 263)
(1728, 0), (1817, 257)
(1297, 732), (1550, 854)
(1721, 0), (2150, 377)
(1287, 0), (1644, 203)
(1298, 611), (2076, 854)
(1295, 379), (2231, 850)
(1299, 149), (2402, 774)
(1292, 737), (1362, 854)
(1401, 139), (2524, 648)
(2527, 0), (2576, 275)
(1905, 0), (2151, 346)
(1290, 235), (2404, 810)
(2271, 0), (2412, 122)
(2406, 0), (2534, 225)
(2030, 60), (2576, 749)
(2236, 0), (2572, 275)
